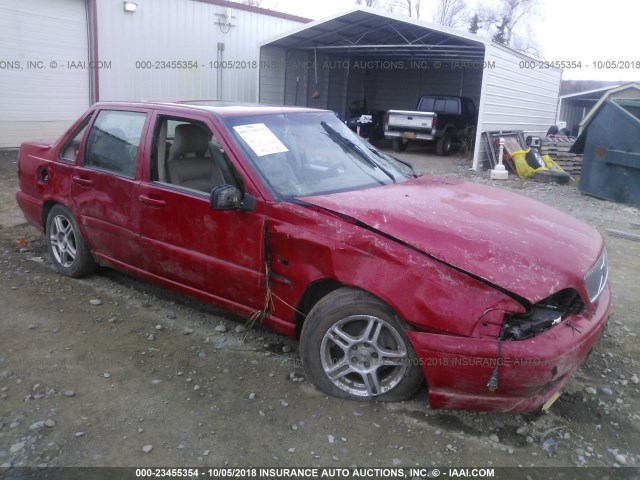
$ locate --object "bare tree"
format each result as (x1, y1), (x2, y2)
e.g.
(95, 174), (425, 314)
(476, 6), (499, 35)
(434, 0), (467, 28)
(382, 0), (421, 18)
(468, 13), (481, 33)
(492, 15), (509, 44)
(511, 31), (542, 58)
(499, 0), (538, 46)
(354, 0), (381, 7)
(469, 0), (540, 55)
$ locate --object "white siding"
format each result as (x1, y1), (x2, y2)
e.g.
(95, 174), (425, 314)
(96, 0), (304, 102)
(259, 46), (286, 105)
(478, 45), (561, 134)
(0, 0), (89, 148)
(473, 44), (562, 169)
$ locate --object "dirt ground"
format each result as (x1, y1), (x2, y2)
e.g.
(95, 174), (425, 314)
(0, 144), (639, 476)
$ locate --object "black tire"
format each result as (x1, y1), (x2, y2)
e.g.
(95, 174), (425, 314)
(533, 169), (571, 184)
(45, 204), (98, 278)
(436, 131), (452, 156)
(300, 287), (423, 402)
(392, 138), (407, 152)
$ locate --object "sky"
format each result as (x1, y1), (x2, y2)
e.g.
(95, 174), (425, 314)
(259, 0), (640, 82)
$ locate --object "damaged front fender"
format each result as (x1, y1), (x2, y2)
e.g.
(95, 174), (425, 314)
(264, 201), (526, 339)
(406, 285), (610, 412)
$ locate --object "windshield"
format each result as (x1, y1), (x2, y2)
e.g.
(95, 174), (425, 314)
(222, 112), (414, 198)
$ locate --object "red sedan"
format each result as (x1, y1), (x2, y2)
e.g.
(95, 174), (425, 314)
(16, 101), (610, 412)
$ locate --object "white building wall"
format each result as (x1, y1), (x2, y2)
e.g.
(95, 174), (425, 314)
(473, 44), (562, 168)
(0, 0), (89, 148)
(96, 0), (305, 102)
(259, 46), (286, 105)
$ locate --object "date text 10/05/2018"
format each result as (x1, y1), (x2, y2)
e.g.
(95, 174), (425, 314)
(519, 60), (640, 69)
(134, 467), (496, 478)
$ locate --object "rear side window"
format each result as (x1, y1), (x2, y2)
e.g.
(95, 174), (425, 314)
(83, 110), (147, 177)
(417, 97), (461, 114)
(59, 114), (92, 163)
(417, 97), (435, 111)
(443, 99), (460, 114)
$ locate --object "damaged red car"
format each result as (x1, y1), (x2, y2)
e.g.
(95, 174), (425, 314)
(16, 101), (610, 412)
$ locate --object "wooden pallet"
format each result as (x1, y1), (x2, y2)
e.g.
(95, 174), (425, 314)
(552, 156), (583, 176)
(540, 137), (583, 176)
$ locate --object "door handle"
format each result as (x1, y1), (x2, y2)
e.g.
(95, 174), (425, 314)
(139, 194), (166, 207)
(71, 176), (94, 187)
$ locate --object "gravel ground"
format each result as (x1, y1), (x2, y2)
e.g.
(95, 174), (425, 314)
(0, 145), (639, 476)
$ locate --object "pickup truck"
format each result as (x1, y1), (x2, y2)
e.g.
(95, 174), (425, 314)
(384, 95), (478, 156)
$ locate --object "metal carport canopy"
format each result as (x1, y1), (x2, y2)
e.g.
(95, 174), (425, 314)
(259, 7), (562, 171)
(259, 7), (487, 64)
(258, 7), (492, 168)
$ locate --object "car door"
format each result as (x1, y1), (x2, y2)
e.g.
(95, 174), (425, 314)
(71, 107), (149, 268)
(136, 111), (267, 311)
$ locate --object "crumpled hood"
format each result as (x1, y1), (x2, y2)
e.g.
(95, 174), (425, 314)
(302, 176), (604, 304)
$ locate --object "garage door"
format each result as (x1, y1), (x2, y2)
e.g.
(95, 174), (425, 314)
(0, 0), (90, 148)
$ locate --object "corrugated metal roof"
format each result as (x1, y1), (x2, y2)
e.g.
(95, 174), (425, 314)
(559, 85), (623, 101)
(576, 83), (640, 133)
(261, 7), (486, 64)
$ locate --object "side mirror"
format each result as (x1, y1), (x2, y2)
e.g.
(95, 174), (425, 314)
(210, 184), (256, 212)
(211, 184), (240, 210)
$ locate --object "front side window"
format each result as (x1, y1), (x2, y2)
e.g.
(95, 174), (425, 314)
(222, 112), (414, 198)
(150, 116), (237, 194)
(83, 110), (147, 177)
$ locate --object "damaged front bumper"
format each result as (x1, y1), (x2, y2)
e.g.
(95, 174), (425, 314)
(406, 285), (611, 412)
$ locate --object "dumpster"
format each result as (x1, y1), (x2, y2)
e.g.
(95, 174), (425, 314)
(571, 99), (640, 208)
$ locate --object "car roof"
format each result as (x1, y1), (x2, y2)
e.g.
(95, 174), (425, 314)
(91, 100), (325, 117)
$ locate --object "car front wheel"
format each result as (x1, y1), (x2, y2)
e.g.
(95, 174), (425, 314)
(46, 204), (97, 278)
(300, 288), (423, 401)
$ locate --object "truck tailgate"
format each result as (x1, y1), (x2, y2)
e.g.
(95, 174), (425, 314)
(387, 110), (435, 131)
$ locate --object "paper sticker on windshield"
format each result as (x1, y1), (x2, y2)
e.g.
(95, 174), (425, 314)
(233, 124), (289, 157)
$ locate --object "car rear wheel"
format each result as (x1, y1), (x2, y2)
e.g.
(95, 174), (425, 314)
(300, 288), (423, 401)
(46, 204), (97, 278)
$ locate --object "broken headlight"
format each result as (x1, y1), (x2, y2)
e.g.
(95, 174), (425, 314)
(501, 289), (584, 341)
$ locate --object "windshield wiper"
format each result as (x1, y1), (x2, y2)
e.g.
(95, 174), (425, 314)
(367, 148), (416, 178)
(320, 121), (397, 184)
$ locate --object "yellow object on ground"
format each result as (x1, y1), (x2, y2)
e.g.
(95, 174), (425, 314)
(511, 149), (545, 178)
(511, 149), (566, 178)
(542, 154), (566, 173)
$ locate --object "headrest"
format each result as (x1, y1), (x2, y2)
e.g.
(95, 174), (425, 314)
(169, 124), (209, 160)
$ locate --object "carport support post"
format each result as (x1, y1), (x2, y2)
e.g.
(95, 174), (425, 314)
(490, 137), (509, 180)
